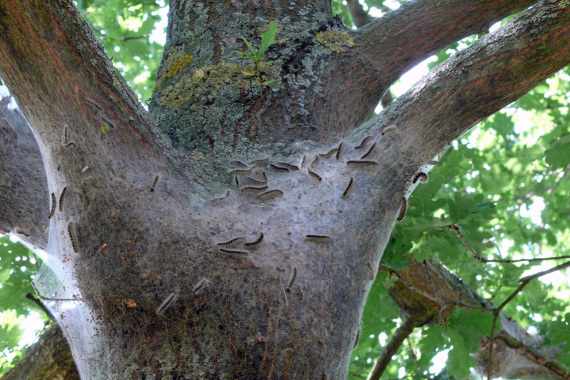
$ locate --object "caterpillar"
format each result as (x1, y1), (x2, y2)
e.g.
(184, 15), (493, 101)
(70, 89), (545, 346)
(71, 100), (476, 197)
(308, 169), (322, 182)
(229, 168), (251, 175)
(342, 177), (354, 198)
(397, 197), (407, 221)
(355, 136), (372, 150)
(48, 193), (56, 219)
(240, 184), (268, 192)
(310, 156), (319, 168)
(381, 125), (396, 135)
(360, 142), (376, 159)
(412, 172), (428, 184)
(62, 126), (68, 145)
(286, 267), (297, 292)
(336, 142), (343, 160)
(150, 175), (160, 192)
(229, 160), (249, 169)
(218, 247), (250, 255)
(305, 234), (331, 240)
(347, 160), (378, 166)
(192, 278), (210, 294)
(59, 187), (67, 212)
(256, 189), (284, 200)
(246, 176), (267, 185)
(319, 147), (338, 159)
(68, 223), (79, 253)
(271, 162), (299, 171)
(156, 292), (178, 316)
(216, 237), (244, 246)
(245, 232), (264, 246)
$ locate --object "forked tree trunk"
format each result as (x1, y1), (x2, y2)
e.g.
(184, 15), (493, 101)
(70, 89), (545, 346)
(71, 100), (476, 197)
(0, 0), (569, 379)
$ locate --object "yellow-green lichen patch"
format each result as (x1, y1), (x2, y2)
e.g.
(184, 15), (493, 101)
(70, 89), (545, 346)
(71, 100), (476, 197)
(163, 53), (194, 80)
(315, 31), (355, 53)
(159, 61), (281, 108)
(99, 121), (112, 135)
(159, 62), (242, 108)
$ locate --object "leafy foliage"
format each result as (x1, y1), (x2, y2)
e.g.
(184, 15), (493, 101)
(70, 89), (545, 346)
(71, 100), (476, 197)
(2, 0), (570, 378)
(0, 237), (44, 374)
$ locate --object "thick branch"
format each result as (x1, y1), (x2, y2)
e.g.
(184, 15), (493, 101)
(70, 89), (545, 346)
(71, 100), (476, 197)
(319, 0), (536, 142)
(387, 0), (570, 167)
(384, 261), (570, 379)
(0, 0), (163, 166)
(0, 97), (48, 248)
(355, 0), (536, 84)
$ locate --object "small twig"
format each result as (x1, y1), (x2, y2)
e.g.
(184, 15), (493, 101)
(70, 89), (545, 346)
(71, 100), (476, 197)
(486, 260), (570, 379)
(450, 224), (570, 264)
(367, 317), (420, 380)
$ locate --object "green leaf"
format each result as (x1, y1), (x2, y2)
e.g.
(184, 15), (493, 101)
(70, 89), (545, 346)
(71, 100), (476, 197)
(258, 21), (278, 57)
(545, 142), (570, 168)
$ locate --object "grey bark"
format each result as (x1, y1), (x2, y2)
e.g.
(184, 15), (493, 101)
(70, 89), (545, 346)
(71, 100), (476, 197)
(0, 0), (569, 379)
(0, 94), (48, 248)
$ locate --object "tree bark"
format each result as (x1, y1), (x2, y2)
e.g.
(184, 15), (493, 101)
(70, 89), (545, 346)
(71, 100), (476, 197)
(0, 0), (569, 379)
(0, 94), (48, 248)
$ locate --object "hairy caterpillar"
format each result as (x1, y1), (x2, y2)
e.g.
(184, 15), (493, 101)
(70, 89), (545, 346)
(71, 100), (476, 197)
(48, 193), (56, 219)
(229, 160), (249, 169)
(229, 168), (251, 175)
(59, 187), (67, 212)
(286, 267), (297, 292)
(336, 142), (343, 160)
(240, 184), (268, 192)
(245, 233), (264, 246)
(412, 172), (428, 184)
(156, 292), (178, 316)
(216, 237), (244, 246)
(257, 189), (284, 200)
(192, 278), (210, 294)
(360, 142), (376, 159)
(150, 175), (160, 192)
(355, 136), (372, 150)
(397, 197), (407, 221)
(218, 247), (250, 255)
(319, 147), (338, 159)
(68, 223), (79, 252)
(270, 163), (291, 172)
(342, 177), (354, 198)
(246, 176), (267, 185)
(308, 169), (322, 182)
(381, 125), (396, 135)
(347, 160), (378, 166)
(62, 126), (68, 145)
(305, 234), (331, 240)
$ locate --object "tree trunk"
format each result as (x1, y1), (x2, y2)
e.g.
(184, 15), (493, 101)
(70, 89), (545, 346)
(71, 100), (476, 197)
(0, 0), (569, 379)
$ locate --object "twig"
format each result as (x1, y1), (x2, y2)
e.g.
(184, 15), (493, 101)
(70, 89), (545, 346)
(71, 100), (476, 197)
(486, 260), (570, 379)
(449, 224), (570, 264)
(367, 317), (420, 380)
